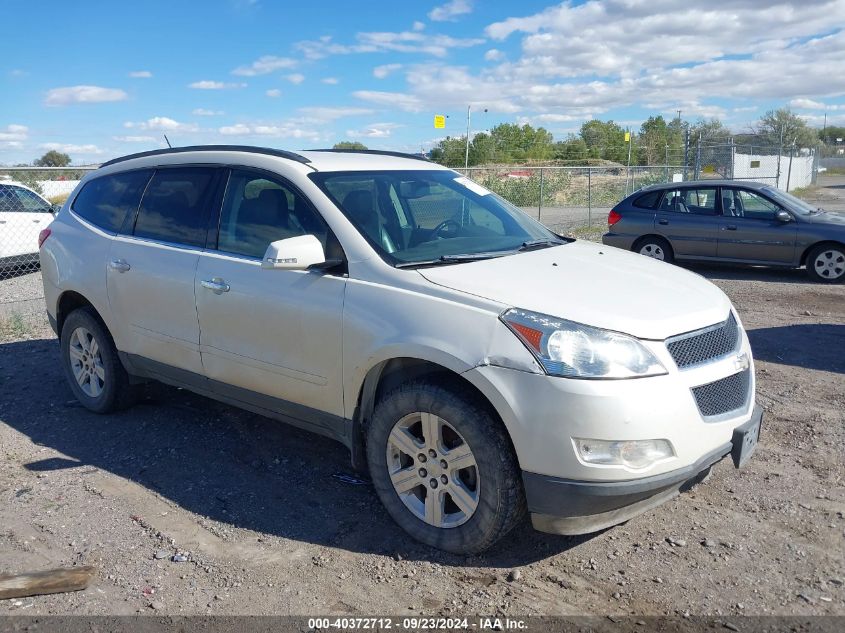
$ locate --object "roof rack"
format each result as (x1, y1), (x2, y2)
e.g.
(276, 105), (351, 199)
(307, 149), (431, 162)
(99, 145), (312, 168)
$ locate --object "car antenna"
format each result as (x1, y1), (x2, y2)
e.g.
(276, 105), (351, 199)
(163, 135), (172, 148)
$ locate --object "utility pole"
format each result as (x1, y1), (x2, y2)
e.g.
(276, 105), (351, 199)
(464, 105), (471, 170)
(683, 126), (690, 181)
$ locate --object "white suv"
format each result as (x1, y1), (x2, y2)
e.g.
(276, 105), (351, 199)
(40, 146), (762, 553)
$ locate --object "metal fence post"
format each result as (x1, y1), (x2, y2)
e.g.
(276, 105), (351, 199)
(786, 143), (794, 192)
(538, 167), (544, 220)
(587, 167), (592, 228)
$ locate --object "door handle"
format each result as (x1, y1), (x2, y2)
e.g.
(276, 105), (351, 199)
(33, 219), (41, 223)
(201, 278), (230, 294)
(658, 219), (669, 225)
(722, 225), (737, 231)
(108, 259), (131, 273)
(0, 220), (6, 224)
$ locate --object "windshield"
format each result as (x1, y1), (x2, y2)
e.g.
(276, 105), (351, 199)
(762, 187), (818, 215)
(309, 170), (562, 266)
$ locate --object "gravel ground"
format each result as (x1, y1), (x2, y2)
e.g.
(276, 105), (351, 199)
(0, 260), (843, 619)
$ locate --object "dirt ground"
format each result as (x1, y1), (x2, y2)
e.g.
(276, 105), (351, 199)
(1, 263), (842, 619)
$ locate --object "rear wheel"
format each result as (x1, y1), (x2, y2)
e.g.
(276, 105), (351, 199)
(807, 244), (845, 283)
(634, 236), (674, 264)
(60, 307), (138, 413)
(366, 380), (525, 554)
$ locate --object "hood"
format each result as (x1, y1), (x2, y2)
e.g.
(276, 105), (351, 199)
(418, 241), (732, 340)
(804, 210), (845, 228)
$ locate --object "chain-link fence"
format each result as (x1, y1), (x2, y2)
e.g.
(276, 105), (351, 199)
(457, 165), (688, 234)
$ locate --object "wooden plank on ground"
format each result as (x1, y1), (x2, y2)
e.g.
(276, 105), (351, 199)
(0, 566), (95, 599)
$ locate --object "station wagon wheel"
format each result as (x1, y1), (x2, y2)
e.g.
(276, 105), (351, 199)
(367, 380), (525, 554)
(634, 236), (674, 264)
(807, 244), (845, 283)
(386, 412), (480, 528)
(60, 306), (139, 413)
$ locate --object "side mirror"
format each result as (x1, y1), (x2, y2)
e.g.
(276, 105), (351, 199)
(261, 235), (326, 270)
(50, 203), (62, 215)
(775, 210), (792, 223)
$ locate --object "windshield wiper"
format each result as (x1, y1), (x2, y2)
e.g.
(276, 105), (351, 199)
(518, 238), (567, 252)
(395, 252), (505, 269)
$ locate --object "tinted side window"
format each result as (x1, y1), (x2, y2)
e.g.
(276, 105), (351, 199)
(659, 188), (718, 216)
(216, 169), (328, 259)
(633, 190), (660, 209)
(134, 168), (217, 247)
(724, 189), (781, 221)
(0, 185), (25, 212)
(72, 170), (152, 232)
(13, 187), (52, 212)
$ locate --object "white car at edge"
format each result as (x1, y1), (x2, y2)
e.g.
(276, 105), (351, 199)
(39, 146), (762, 553)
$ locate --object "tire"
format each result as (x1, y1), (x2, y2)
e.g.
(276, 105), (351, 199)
(806, 243), (845, 283)
(60, 307), (138, 413)
(366, 380), (525, 554)
(634, 236), (674, 264)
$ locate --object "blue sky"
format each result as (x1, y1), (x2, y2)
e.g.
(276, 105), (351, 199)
(2, 0), (845, 164)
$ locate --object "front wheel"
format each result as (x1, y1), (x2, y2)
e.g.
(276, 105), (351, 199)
(366, 380), (525, 554)
(807, 244), (845, 283)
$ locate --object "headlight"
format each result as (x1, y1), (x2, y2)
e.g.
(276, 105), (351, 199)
(501, 308), (667, 379)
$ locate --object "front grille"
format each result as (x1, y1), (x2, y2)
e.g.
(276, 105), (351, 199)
(692, 369), (751, 418)
(666, 313), (740, 369)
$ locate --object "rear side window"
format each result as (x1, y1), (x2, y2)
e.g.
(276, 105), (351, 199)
(72, 170), (152, 232)
(632, 190), (661, 209)
(133, 168), (218, 247)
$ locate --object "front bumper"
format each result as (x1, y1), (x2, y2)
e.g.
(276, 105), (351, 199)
(525, 405), (763, 535)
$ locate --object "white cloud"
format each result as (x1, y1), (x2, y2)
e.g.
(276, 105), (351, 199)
(429, 0), (473, 22)
(789, 98), (845, 110)
(39, 143), (103, 154)
(232, 55), (297, 76)
(188, 80), (246, 90)
(124, 117), (198, 133)
(218, 122), (321, 141)
(285, 73), (305, 84)
(412, 21), (426, 31)
(484, 49), (504, 62)
(297, 31), (483, 59)
(373, 63), (402, 79)
(353, 90), (425, 112)
(192, 108), (224, 116)
(0, 124), (28, 141)
(321, 77), (339, 85)
(485, 0), (845, 81)
(0, 141), (23, 149)
(298, 106), (375, 121)
(113, 135), (157, 142)
(45, 85), (128, 106)
(129, 70), (152, 78)
(346, 122), (403, 138)
(266, 89), (282, 98)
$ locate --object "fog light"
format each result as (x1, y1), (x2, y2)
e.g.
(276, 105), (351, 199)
(574, 438), (674, 470)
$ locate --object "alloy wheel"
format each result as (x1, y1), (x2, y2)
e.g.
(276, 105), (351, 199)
(68, 326), (105, 398)
(385, 412), (480, 528)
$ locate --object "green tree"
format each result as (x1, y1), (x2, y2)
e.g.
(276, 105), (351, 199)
(820, 125), (845, 145)
(579, 120), (630, 163)
(637, 115), (684, 165)
(429, 136), (469, 167)
(756, 108), (818, 149)
(332, 141), (368, 150)
(488, 123), (554, 162)
(34, 150), (71, 167)
(468, 132), (496, 165)
(553, 136), (588, 161)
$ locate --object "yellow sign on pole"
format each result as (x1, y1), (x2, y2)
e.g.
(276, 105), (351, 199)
(434, 114), (446, 129)
(624, 131), (631, 142)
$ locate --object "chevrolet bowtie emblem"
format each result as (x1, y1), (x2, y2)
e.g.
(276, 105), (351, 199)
(734, 352), (750, 372)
